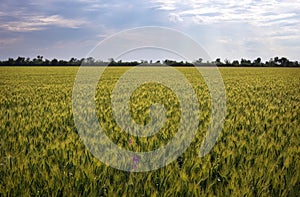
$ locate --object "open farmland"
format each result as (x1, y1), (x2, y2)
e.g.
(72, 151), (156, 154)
(0, 66), (299, 196)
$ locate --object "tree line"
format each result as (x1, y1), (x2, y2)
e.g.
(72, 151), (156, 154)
(0, 56), (299, 67)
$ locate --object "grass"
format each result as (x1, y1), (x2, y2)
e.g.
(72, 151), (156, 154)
(0, 66), (299, 196)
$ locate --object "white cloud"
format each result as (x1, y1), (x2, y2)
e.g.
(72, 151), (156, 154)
(72, 0), (135, 12)
(169, 13), (184, 23)
(0, 37), (22, 46)
(0, 15), (87, 32)
(150, 0), (300, 26)
(149, 0), (300, 60)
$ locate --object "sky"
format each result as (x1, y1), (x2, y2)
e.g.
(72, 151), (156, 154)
(0, 0), (299, 62)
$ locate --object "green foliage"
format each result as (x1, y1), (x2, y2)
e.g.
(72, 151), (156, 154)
(0, 67), (299, 196)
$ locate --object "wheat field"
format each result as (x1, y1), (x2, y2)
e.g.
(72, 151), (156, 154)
(0, 66), (299, 196)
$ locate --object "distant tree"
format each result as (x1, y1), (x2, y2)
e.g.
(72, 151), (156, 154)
(266, 58), (273, 67)
(25, 57), (31, 65)
(44, 59), (50, 66)
(16, 57), (25, 65)
(69, 57), (76, 63)
(8, 58), (14, 65)
(58, 60), (67, 66)
(253, 57), (262, 66)
(274, 56), (279, 64)
(164, 59), (172, 65)
(51, 58), (58, 66)
(108, 58), (115, 63)
(37, 55), (43, 61)
(68, 57), (80, 66)
(86, 57), (95, 63)
(32, 55), (44, 65)
(224, 59), (231, 66)
(241, 58), (251, 67)
(215, 58), (223, 66)
(232, 60), (239, 66)
(278, 57), (289, 67)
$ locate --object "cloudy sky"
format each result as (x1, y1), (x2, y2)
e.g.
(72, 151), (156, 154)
(0, 0), (299, 62)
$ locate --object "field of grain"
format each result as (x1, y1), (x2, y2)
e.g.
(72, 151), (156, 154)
(0, 66), (299, 196)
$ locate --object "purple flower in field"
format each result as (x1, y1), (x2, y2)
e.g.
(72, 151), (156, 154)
(132, 155), (139, 169)
(133, 156), (139, 164)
